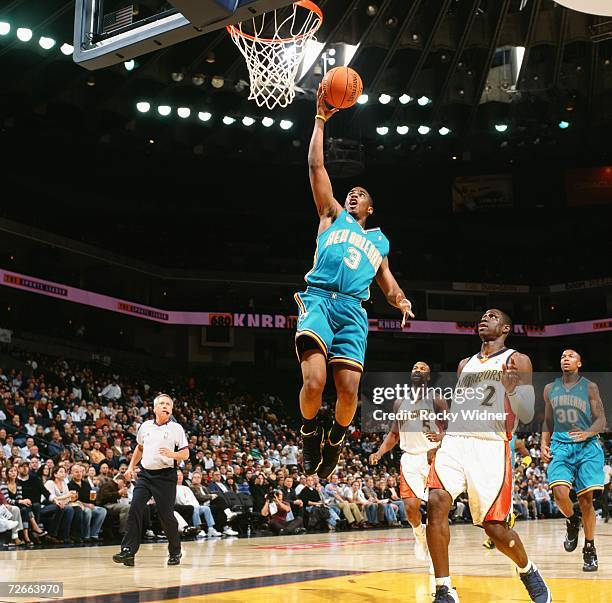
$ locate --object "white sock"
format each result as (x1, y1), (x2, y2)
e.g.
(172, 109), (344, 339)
(435, 577), (452, 588)
(413, 523), (426, 537)
(517, 560), (533, 574)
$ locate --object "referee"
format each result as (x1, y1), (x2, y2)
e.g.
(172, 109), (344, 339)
(113, 393), (189, 566)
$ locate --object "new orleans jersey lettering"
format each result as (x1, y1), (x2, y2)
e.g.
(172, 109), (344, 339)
(305, 210), (390, 300)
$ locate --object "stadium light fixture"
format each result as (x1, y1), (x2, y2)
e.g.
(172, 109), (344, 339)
(418, 125), (431, 135)
(60, 43), (73, 55)
(378, 94), (392, 105)
(124, 59), (136, 71)
(376, 126), (389, 135)
(177, 107), (191, 119)
(396, 125), (409, 135)
(157, 105), (172, 116)
(558, 120), (570, 129)
(39, 36), (56, 50)
(495, 123), (508, 132)
(136, 101), (151, 113)
(262, 117), (274, 127)
(16, 28), (32, 42)
(439, 126), (451, 136)
(417, 95), (431, 106)
(357, 94), (369, 105)
(280, 119), (293, 130)
(399, 94), (412, 105)
(223, 116), (236, 125)
(198, 111), (212, 122)
(242, 116), (255, 126)
(0, 22), (10, 36)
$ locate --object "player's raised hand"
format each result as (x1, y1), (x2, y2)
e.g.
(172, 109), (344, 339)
(501, 356), (520, 394)
(396, 293), (415, 328)
(316, 84), (339, 122)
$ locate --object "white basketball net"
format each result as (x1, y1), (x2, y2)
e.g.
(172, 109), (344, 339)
(227, 1), (323, 110)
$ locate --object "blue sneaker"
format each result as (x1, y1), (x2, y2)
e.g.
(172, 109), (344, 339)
(519, 566), (552, 602)
(433, 586), (459, 602)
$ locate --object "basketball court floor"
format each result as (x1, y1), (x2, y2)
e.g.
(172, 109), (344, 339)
(1, 519), (610, 602)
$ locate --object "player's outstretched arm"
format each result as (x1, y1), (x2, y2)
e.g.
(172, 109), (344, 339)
(375, 257), (414, 327)
(541, 383), (554, 462)
(308, 85), (342, 225)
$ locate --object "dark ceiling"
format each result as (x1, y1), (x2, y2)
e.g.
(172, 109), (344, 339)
(1, 0), (612, 167)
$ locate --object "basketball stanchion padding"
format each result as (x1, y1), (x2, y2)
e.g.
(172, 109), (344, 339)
(227, 0), (323, 110)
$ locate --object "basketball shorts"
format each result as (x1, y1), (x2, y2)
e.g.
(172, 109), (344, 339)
(294, 286), (369, 371)
(548, 437), (605, 496)
(400, 451), (431, 501)
(427, 435), (512, 526)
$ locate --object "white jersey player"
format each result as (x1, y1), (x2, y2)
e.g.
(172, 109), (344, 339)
(426, 309), (552, 603)
(370, 361), (448, 562)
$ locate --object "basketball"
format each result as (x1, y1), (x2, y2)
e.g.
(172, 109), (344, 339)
(321, 66), (363, 109)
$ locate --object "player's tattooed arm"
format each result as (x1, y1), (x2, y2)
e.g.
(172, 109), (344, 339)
(540, 383), (554, 462)
(571, 382), (607, 441)
(375, 257), (414, 327)
(308, 87), (343, 225)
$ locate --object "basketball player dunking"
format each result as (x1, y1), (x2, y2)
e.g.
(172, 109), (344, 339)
(426, 309), (552, 603)
(296, 87), (413, 480)
(369, 361), (448, 565)
(541, 349), (606, 572)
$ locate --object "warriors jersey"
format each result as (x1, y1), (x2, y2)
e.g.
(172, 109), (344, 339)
(549, 376), (594, 444)
(395, 395), (439, 455)
(448, 348), (518, 441)
(305, 210), (390, 300)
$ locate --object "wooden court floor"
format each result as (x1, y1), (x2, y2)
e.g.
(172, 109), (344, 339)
(1, 519), (610, 602)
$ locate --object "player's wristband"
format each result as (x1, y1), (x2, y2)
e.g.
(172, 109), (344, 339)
(315, 114), (327, 122)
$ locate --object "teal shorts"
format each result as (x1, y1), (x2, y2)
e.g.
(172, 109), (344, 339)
(548, 437), (605, 496)
(294, 286), (369, 371)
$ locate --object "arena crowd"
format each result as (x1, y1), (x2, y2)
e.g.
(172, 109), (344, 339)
(1, 351), (610, 548)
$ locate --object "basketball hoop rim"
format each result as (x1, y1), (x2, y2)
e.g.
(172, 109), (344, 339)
(226, 0), (323, 44)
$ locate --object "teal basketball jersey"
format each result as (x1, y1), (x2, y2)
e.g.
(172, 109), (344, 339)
(305, 210), (390, 300)
(550, 376), (593, 443)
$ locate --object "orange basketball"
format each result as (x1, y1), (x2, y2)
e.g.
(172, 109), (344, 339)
(321, 67), (363, 109)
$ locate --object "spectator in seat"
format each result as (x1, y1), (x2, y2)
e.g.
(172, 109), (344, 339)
(43, 466), (82, 543)
(249, 473), (269, 513)
(97, 474), (130, 535)
(261, 488), (305, 535)
(300, 476), (340, 531)
(68, 464), (106, 541)
(513, 485), (529, 519)
(0, 466), (32, 546)
(280, 476), (304, 521)
(534, 483), (552, 518)
(324, 474), (363, 528)
(176, 470), (221, 538)
(207, 471), (239, 536)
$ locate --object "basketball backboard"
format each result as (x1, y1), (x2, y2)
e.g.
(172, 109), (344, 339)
(74, 0), (297, 70)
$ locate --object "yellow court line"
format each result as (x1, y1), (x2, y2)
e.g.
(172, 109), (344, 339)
(158, 571), (612, 603)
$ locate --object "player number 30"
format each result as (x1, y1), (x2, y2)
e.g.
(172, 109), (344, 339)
(555, 407), (579, 424)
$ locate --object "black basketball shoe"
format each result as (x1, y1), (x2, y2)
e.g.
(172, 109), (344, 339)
(519, 565), (552, 603)
(317, 432), (345, 480)
(112, 548), (135, 567)
(582, 544), (598, 572)
(563, 514), (581, 552)
(301, 426), (324, 475)
(433, 586), (460, 602)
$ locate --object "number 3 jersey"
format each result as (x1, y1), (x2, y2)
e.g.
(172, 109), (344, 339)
(305, 210), (390, 301)
(448, 347), (519, 441)
(550, 376), (593, 444)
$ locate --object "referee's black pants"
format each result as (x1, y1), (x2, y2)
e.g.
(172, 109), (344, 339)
(122, 467), (180, 556)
